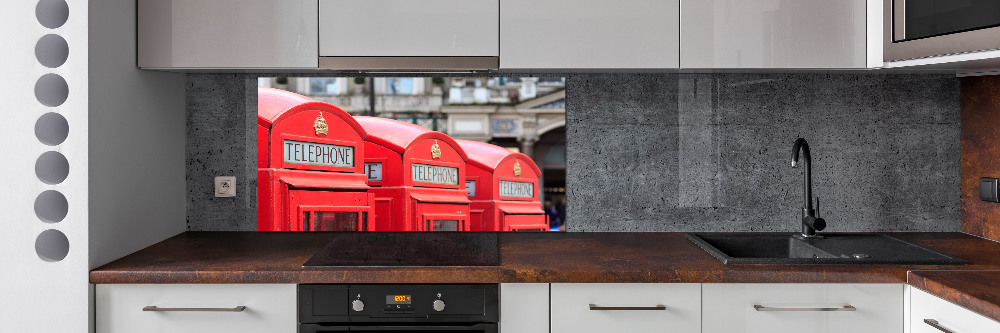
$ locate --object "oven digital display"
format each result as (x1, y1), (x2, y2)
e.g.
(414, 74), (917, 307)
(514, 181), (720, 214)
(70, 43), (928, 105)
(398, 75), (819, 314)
(386, 295), (412, 304)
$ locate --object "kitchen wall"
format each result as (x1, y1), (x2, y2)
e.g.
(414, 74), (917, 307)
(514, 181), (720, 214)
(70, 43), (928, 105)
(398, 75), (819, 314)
(960, 75), (1000, 241)
(186, 73), (961, 232)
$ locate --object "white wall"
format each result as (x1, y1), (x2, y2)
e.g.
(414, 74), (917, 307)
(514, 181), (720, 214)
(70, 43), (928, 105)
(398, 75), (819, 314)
(0, 0), (186, 332)
(88, 0), (186, 270)
(0, 0), (90, 331)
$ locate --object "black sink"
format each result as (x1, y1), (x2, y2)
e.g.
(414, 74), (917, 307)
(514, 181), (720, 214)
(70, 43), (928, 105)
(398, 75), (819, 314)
(686, 233), (966, 265)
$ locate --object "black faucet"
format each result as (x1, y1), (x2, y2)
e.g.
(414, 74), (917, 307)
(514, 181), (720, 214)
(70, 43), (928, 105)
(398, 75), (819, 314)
(791, 138), (825, 237)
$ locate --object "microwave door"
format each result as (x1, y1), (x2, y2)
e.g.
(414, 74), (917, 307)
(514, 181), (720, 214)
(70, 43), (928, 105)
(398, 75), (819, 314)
(895, 0), (1000, 42)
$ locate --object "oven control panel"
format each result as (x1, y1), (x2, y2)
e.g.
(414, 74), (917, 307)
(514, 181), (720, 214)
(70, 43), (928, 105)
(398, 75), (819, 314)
(299, 284), (498, 323)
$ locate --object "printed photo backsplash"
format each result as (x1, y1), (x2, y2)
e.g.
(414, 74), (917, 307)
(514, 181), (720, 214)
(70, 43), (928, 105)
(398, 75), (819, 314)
(256, 77), (567, 232)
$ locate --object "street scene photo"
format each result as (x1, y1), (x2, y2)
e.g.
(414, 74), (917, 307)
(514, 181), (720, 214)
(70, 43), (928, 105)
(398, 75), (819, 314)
(257, 77), (566, 232)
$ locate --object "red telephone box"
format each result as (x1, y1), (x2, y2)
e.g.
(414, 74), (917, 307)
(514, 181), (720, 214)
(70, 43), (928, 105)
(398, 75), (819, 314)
(355, 117), (471, 231)
(257, 87), (373, 231)
(456, 140), (548, 231)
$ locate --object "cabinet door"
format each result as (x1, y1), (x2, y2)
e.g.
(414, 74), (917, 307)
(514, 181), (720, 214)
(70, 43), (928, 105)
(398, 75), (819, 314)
(911, 287), (1000, 333)
(500, 284), (549, 333)
(681, 0), (868, 68)
(96, 284), (297, 333)
(702, 283), (903, 333)
(138, 0), (318, 69)
(550, 283), (700, 333)
(500, 0), (680, 69)
(319, 0), (499, 57)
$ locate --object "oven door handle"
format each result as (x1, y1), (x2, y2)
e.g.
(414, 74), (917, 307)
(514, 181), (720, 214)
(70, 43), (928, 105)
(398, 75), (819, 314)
(345, 324), (497, 332)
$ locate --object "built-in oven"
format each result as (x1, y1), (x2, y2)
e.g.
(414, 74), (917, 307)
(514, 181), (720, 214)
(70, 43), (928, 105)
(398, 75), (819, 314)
(885, 0), (1000, 61)
(299, 284), (498, 333)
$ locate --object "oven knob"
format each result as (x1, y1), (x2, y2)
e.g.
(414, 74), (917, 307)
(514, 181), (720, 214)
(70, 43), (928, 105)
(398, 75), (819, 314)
(352, 299), (365, 312)
(432, 299), (446, 312)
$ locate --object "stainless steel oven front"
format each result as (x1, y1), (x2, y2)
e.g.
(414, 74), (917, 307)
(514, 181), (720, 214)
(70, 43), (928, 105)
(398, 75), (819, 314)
(299, 284), (499, 333)
(884, 0), (1000, 61)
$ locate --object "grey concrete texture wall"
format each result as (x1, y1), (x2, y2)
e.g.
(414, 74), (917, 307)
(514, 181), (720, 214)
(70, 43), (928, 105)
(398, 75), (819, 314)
(185, 73), (960, 232)
(566, 73), (960, 232)
(186, 74), (258, 231)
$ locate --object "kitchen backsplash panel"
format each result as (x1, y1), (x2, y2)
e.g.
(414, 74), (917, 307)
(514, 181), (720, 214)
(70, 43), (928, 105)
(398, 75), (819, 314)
(567, 74), (959, 232)
(186, 74), (258, 231)
(186, 73), (960, 232)
(960, 75), (1000, 241)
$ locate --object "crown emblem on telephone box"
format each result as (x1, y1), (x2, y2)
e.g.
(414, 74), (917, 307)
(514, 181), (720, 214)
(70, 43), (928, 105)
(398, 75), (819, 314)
(430, 140), (442, 159)
(314, 114), (328, 136)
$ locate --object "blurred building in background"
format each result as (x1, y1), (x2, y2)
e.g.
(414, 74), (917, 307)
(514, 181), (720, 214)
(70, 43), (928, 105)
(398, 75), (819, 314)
(259, 77), (567, 225)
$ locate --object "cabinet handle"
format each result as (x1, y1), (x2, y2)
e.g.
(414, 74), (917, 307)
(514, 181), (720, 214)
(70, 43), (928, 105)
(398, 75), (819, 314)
(589, 304), (667, 311)
(143, 306), (247, 312)
(753, 305), (856, 312)
(924, 319), (955, 333)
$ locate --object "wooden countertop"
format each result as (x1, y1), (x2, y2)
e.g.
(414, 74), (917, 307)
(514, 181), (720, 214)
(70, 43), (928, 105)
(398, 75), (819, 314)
(908, 270), (1000, 323)
(91, 231), (1000, 284)
(90, 232), (1000, 322)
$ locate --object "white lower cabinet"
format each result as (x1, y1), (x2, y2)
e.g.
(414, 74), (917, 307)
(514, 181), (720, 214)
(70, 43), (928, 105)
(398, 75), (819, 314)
(551, 283), (702, 333)
(910, 287), (1000, 333)
(500, 283), (549, 333)
(95, 284), (297, 333)
(702, 283), (903, 333)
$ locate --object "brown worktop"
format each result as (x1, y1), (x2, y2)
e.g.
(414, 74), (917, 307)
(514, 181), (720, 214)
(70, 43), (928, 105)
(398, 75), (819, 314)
(91, 231), (1000, 285)
(908, 270), (1000, 323)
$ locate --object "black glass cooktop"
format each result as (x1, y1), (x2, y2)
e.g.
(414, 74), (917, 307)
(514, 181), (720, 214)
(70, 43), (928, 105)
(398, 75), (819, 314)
(302, 232), (499, 267)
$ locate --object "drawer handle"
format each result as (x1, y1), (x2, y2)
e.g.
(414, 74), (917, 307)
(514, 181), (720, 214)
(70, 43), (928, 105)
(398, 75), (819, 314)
(924, 319), (955, 333)
(589, 304), (667, 311)
(143, 306), (247, 312)
(753, 305), (856, 312)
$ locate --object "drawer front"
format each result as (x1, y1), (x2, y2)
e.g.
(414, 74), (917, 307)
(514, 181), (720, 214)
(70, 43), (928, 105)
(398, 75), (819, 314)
(550, 283), (700, 333)
(702, 283), (903, 333)
(96, 284), (296, 333)
(911, 288), (1000, 333)
(500, 284), (549, 333)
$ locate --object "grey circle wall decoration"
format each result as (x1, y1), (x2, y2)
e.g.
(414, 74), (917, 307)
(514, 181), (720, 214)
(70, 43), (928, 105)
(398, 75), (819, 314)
(35, 229), (69, 262)
(34, 73), (69, 107)
(35, 34), (69, 68)
(34, 190), (68, 223)
(36, 0), (69, 29)
(35, 151), (69, 184)
(35, 112), (69, 145)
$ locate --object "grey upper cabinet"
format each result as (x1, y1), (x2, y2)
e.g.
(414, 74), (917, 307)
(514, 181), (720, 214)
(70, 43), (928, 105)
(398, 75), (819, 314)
(317, 0), (500, 70)
(319, 0), (499, 57)
(135, 0), (882, 70)
(680, 0), (875, 69)
(138, 0), (318, 69)
(500, 0), (680, 69)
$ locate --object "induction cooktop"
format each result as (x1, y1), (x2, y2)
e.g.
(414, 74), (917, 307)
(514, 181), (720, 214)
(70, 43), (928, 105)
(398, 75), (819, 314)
(302, 232), (499, 267)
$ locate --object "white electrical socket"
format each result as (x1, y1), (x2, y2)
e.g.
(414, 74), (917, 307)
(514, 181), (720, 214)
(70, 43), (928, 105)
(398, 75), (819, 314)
(215, 176), (236, 197)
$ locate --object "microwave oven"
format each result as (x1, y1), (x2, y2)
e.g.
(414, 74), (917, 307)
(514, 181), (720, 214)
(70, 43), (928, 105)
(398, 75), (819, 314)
(884, 0), (1000, 62)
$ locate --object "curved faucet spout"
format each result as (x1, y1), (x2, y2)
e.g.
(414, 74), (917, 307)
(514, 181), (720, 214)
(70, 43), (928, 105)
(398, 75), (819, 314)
(791, 138), (811, 210)
(791, 138), (824, 237)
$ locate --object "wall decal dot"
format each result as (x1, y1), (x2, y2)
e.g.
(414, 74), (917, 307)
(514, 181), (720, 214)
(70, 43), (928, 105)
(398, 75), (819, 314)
(35, 112), (69, 146)
(35, 34), (69, 68)
(35, 229), (69, 262)
(34, 190), (68, 223)
(35, 151), (69, 185)
(35, 73), (69, 107)
(36, 0), (69, 29)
